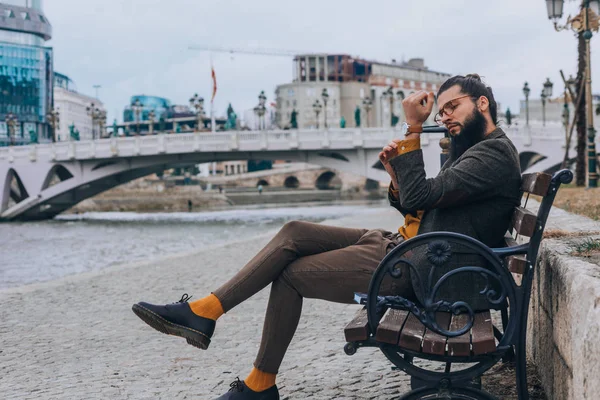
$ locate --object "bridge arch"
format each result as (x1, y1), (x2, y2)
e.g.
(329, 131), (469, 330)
(42, 164), (74, 190)
(257, 179), (269, 187)
(519, 151), (547, 172)
(364, 178), (380, 191)
(284, 176), (300, 189)
(1, 168), (29, 213)
(315, 171), (342, 190)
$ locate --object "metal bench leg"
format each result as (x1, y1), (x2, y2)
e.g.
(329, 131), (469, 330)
(500, 305), (515, 363)
(515, 334), (530, 400)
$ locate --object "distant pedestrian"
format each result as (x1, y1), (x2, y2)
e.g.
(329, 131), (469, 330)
(257, 184), (263, 195)
(187, 199), (192, 212)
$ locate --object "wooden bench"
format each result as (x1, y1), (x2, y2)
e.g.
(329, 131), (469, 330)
(343, 170), (572, 400)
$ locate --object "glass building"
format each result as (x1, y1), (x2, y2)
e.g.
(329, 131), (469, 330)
(123, 95), (172, 123)
(0, 0), (53, 146)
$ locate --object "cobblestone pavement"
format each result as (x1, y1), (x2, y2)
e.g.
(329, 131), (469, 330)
(0, 209), (545, 399)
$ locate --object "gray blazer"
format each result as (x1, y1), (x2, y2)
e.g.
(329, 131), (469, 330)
(388, 128), (522, 310)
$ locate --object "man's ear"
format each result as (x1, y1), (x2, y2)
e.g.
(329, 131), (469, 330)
(478, 96), (489, 112)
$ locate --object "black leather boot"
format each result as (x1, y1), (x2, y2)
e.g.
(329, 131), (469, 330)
(214, 379), (280, 400)
(132, 294), (215, 349)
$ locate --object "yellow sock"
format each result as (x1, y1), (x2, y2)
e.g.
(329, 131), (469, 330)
(188, 294), (224, 321)
(245, 367), (276, 392)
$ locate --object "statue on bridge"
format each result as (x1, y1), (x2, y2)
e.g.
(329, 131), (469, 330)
(354, 106), (361, 127)
(340, 116), (346, 128)
(69, 124), (80, 141)
(290, 109), (298, 129)
(112, 119), (119, 137)
(225, 103), (238, 130)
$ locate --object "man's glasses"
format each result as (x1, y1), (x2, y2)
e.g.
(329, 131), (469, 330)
(434, 95), (476, 126)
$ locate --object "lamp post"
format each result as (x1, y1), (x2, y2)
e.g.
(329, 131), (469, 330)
(312, 99), (322, 129)
(547, 0), (599, 187)
(522, 82), (531, 127)
(148, 110), (156, 135)
(381, 86), (394, 127)
(5, 113), (18, 146)
(542, 78), (554, 127)
(321, 88), (329, 129)
(131, 98), (142, 135)
(87, 103), (105, 139)
(256, 91), (267, 130)
(189, 93), (205, 132)
(362, 97), (373, 128)
(46, 108), (60, 142)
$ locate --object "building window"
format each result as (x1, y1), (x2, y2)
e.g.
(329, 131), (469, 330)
(288, 88), (295, 97)
(293, 100), (297, 107)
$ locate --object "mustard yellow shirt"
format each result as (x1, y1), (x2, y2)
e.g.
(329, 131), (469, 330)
(388, 138), (423, 240)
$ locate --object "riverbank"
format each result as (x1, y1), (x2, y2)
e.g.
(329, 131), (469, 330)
(67, 186), (386, 213)
(0, 208), (544, 399)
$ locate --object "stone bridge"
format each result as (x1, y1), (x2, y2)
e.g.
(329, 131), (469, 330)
(0, 125), (575, 221)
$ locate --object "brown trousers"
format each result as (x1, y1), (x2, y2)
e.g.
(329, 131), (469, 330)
(212, 220), (411, 374)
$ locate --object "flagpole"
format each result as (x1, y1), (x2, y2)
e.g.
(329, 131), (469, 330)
(210, 53), (216, 133)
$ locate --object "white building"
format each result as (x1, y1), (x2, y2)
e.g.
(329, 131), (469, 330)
(53, 73), (106, 141)
(276, 55), (452, 129)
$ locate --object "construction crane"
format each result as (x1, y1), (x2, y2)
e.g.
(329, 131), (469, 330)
(188, 45), (300, 57)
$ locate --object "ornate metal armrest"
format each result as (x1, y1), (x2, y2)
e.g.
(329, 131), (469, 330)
(365, 232), (519, 340)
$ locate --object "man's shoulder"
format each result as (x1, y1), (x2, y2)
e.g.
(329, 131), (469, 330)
(470, 128), (518, 156)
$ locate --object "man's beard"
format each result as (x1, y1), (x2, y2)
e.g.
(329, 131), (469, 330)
(449, 109), (488, 160)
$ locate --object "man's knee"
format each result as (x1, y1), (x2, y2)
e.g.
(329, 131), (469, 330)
(277, 220), (315, 239)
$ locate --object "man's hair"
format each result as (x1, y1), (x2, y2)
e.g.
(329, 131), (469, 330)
(437, 74), (498, 125)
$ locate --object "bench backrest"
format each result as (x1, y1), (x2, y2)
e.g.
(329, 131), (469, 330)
(505, 170), (573, 283)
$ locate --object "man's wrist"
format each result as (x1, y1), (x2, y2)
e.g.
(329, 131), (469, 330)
(404, 133), (421, 141)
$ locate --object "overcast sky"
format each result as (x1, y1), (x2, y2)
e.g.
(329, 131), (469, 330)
(44, 0), (598, 124)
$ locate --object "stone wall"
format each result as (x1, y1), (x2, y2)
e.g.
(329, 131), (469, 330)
(527, 206), (600, 399)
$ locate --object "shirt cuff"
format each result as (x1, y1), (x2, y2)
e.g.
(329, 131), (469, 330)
(394, 138), (421, 156)
(389, 182), (399, 199)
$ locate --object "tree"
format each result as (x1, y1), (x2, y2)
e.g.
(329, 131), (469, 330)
(576, 31), (587, 186)
(505, 108), (512, 126)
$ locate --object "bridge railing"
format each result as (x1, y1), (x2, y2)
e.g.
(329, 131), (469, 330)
(0, 126), (567, 164)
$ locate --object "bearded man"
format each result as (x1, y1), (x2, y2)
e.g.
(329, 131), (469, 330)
(132, 74), (521, 399)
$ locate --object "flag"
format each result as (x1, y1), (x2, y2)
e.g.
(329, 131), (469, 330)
(211, 66), (217, 103)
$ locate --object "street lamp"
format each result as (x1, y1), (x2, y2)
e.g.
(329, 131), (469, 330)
(5, 113), (18, 146)
(362, 97), (373, 128)
(522, 82), (531, 127)
(321, 88), (329, 129)
(131, 98), (142, 135)
(541, 78), (553, 127)
(148, 110), (156, 135)
(541, 90), (548, 127)
(87, 103), (105, 139)
(312, 99), (322, 129)
(547, 0), (600, 187)
(46, 108), (60, 142)
(189, 93), (205, 132)
(256, 91), (267, 130)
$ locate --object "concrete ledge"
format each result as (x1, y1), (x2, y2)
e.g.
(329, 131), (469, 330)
(527, 205), (600, 399)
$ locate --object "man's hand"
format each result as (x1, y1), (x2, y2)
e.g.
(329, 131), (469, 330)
(402, 91), (435, 126)
(379, 140), (400, 189)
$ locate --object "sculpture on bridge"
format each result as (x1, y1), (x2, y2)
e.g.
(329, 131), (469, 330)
(112, 119), (119, 137)
(290, 109), (298, 129)
(225, 103), (238, 130)
(354, 106), (361, 127)
(505, 108), (513, 126)
(340, 116), (346, 128)
(69, 124), (80, 141)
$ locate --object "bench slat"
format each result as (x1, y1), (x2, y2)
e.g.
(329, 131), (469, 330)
(447, 314), (471, 356)
(344, 307), (369, 342)
(507, 255), (528, 274)
(511, 207), (538, 237)
(422, 312), (452, 355)
(375, 308), (409, 344)
(471, 311), (496, 355)
(521, 172), (552, 196)
(398, 312), (426, 352)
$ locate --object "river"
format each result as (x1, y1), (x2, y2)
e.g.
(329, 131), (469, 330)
(0, 200), (388, 289)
